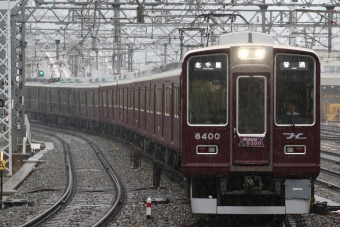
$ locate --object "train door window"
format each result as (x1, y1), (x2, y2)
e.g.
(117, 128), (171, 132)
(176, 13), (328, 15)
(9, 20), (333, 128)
(88, 91), (93, 107)
(187, 54), (228, 125)
(119, 89), (123, 108)
(150, 87), (155, 114)
(129, 89), (133, 110)
(69, 91), (74, 105)
(95, 91), (99, 107)
(124, 88), (128, 109)
(80, 91), (85, 106)
(140, 88), (145, 112)
(52, 90), (58, 104)
(107, 90), (112, 107)
(61, 91), (66, 104)
(135, 87), (139, 110)
(165, 87), (171, 116)
(275, 54), (315, 125)
(156, 87), (162, 114)
(100, 91), (102, 107)
(32, 89), (37, 101)
(112, 90), (117, 107)
(103, 90), (107, 107)
(146, 88), (150, 113)
(174, 86), (179, 118)
(237, 76), (266, 134)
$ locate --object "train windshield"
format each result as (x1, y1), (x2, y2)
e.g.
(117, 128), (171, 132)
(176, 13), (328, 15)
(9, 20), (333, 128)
(275, 54), (315, 125)
(187, 54), (227, 125)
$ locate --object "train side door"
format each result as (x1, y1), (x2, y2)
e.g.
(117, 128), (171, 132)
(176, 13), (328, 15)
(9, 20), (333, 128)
(231, 73), (272, 170)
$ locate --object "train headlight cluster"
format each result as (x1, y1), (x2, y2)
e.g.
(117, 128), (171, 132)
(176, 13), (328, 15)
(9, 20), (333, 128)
(196, 145), (218, 155)
(284, 145), (306, 155)
(238, 47), (265, 59)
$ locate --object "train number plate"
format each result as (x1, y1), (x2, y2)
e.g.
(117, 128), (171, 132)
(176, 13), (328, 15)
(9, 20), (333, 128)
(239, 136), (264, 147)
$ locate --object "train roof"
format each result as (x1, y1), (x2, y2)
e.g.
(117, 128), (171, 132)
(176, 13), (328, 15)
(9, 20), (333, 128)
(183, 32), (319, 60)
(116, 69), (181, 85)
(25, 69), (181, 88)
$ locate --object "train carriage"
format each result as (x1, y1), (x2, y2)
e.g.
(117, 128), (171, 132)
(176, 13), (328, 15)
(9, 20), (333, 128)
(181, 32), (320, 216)
(25, 83), (47, 120)
(25, 32), (320, 222)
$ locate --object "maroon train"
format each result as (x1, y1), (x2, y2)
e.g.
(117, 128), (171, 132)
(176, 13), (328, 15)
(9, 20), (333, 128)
(26, 32), (320, 220)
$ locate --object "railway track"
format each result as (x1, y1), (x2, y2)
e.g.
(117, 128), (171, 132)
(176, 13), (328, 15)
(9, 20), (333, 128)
(20, 128), (124, 226)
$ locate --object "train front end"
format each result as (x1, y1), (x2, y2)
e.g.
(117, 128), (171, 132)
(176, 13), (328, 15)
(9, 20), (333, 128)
(181, 32), (320, 215)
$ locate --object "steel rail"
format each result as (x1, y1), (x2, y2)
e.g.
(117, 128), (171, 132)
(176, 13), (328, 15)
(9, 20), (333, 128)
(20, 132), (76, 227)
(30, 125), (124, 226)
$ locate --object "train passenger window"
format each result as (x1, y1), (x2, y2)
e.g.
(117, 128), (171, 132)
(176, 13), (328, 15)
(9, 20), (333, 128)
(275, 54), (315, 125)
(237, 76), (266, 134)
(187, 54), (227, 125)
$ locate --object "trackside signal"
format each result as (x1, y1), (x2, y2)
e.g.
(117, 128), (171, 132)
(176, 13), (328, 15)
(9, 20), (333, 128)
(38, 70), (44, 77)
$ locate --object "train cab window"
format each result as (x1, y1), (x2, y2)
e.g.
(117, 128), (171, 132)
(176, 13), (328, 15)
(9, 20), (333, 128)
(187, 54), (227, 125)
(237, 76), (266, 134)
(275, 54), (315, 125)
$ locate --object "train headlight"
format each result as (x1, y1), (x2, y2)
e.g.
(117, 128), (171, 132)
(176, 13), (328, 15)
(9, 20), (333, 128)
(196, 145), (218, 155)
(284, 145), (306, 155)
(238, 47), (265, 59)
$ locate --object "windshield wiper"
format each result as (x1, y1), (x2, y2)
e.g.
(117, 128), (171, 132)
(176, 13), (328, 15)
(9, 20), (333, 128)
(287, 116), (296, 129)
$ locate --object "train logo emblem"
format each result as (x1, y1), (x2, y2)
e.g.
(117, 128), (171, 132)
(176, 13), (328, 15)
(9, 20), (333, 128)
(238, 136), (264, 147)
(283, 133), (307, 139)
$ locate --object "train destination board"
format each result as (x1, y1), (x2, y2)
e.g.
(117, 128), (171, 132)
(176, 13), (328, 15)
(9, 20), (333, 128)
(280, 61), (309, 70)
